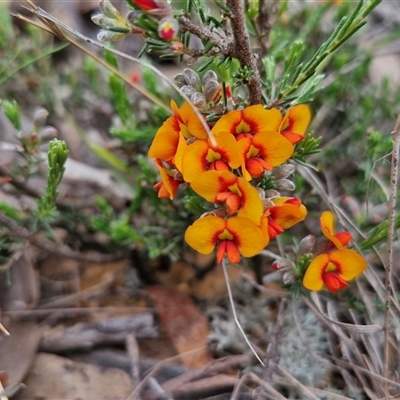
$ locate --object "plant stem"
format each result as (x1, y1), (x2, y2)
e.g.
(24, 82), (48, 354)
(221, 259), (265, 366)
(384, 113), (400, 393)
(227, 0), (262, 105)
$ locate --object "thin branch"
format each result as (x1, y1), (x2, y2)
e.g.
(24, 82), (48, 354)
(179, 14), (233, 56)
(126, 334), (141, 398)
(384, 112), (400, 392)
(226, 0), (262, 104)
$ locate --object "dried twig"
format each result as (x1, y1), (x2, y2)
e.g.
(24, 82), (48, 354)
(126, 334), (141, 399)
(384, 112), (400, 394)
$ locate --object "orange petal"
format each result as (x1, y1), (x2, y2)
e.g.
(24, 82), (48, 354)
(217, 240), (241, 264)
(212, 109), (245, 136)
(328, 249), (367, 281)
(320, 211), (344, 250)
(181, 140), (209, 182)
(182, 132), (241, 183)
(236, 177), (264, 224)
(323, 272), (348, 293)
(241, 106), (283, 134)
(155, 159), (181, 200)
(148, 116), (180, 161)
(212, 106), (283, 136)
(179, 102), (209, 140)
(280, 131), (305, 145)
(269, 198), (307, 229)
(185, 216), (225, 255)
(212, 131), (242, 169)
(190, 170), (237, 202)
(280, 105), (311, 137)
(334, 231), (352, 247)
(303, 253), (328, 291)
(173, 132), (188, 174)
(226, 217), (269, 257)
(252, 131), (294, 168)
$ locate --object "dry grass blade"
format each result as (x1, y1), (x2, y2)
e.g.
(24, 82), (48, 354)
(384, 112), (400, 393)
(274, 364), (320, 400)
(231, 372), (287, 400)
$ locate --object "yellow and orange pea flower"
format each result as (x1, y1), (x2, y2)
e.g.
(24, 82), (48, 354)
(179, 131), (242, 183)
(210, 104), (311, 180)
(153, 158), (183, 200)
(148, 100), (208, 164)
(279, 104), (311, 145)
(189, 170), (263, 225)
(303, 211), (367, 293)
(184, 215), (269, 265)
(263, 197), (307, 239)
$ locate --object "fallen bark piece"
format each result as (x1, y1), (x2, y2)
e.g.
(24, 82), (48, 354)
(40, 313), (158, 352)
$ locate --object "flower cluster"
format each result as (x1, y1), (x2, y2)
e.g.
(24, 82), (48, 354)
(303, 211), (367, 292)
(273, 211), (367, 293)
(148, 75), (311, 265)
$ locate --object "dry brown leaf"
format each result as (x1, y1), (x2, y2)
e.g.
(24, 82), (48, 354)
(147, 285), (213, 368)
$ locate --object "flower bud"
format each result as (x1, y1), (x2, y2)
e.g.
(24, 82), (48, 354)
(92, 14), (110, 28)
(173, 73), (187, 88)
(202, 70), (218, 85)
(97, 30), (128, 42)
(99, 0), (119, 18)
(297, 234), (316, 256)
(273, 164), (295, 180)
(275, 179), (295, 191)
(264, 189), (280, 199)
(203, 79), (220, 102)
(283, 271), (296, 285)
(125, 10), (142, 24)
(272, 258), (295, 271)
(191, 92), (207, 110)
(158, 17), (178, 41)
(180, 85), (196, 98)
(183, 68), (201, 89)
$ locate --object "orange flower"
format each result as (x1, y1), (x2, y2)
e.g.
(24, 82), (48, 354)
(190, 170), (263, 224)
(237, 132), (294, 180)
(303, 211), (366, 292)
(180, 131), (242, 182)
(212, 105), (282, 138)
(263, 197), (307, 239)
(320, 210), (352, 250)
(153, 159), (183, 199)
(148, 100), (208, 163)
(279, 105), (311, 145)
(185, 215), (269, 264)
(303, 249), (366, 293)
